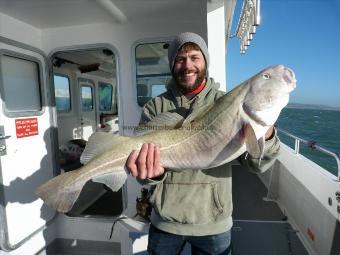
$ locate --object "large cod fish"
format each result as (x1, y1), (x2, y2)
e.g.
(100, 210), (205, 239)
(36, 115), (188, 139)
(36, 65), (296, 213)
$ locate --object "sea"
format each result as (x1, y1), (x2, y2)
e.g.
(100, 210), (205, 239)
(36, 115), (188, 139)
(276, 107), (340, 176)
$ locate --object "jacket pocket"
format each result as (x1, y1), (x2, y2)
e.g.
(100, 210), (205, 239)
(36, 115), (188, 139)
(150, 182), (223, 224)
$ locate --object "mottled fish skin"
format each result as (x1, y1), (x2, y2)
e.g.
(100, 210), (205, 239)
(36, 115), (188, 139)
(36, 65), (296, 213)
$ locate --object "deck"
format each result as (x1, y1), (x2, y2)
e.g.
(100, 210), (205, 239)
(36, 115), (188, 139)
(40, 165), (310, 255)
(231, 165), (309, 255)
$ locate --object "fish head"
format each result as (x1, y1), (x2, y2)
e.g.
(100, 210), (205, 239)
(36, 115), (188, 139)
(243, 65), (297, 126)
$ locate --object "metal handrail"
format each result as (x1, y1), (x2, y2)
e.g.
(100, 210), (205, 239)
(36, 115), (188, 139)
(277, 128), (340, 181)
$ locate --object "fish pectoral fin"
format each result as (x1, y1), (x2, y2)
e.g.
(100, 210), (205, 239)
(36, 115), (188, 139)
(135, 112), (185, 136)
(243, 103), (281, 126)
(92, 170), (128, 192)
(80, 132), (129, 165)
(244, 124), (265, 159)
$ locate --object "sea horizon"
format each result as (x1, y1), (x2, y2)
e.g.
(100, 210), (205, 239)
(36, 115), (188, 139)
(286, 102), (340, 112)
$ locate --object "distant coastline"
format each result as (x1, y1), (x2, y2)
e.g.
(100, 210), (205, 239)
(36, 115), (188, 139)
(286, 103), (340, 111)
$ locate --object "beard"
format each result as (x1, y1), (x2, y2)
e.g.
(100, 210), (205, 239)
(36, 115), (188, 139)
(173, 66), (207, 94)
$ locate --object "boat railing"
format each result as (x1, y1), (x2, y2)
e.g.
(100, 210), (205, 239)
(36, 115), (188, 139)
(277, 128), (340, 181)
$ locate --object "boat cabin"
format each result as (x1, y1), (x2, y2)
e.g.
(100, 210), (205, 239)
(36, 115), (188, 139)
(0, 0), (339, 254)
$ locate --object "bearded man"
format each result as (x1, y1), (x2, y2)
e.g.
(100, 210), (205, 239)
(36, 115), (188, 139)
(126, 32), (279, 255)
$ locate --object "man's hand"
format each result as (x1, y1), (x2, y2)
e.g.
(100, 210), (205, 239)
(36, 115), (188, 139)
(126, 143), (165, 180)
(265, 126), (275, 140)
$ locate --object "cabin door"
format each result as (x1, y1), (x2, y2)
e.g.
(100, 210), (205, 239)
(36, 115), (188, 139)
(79, 79), (97, 141)
(0, 41), (56, 250)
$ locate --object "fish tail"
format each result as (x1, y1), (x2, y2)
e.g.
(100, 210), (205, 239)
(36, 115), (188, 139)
(36, 170), (88, 213)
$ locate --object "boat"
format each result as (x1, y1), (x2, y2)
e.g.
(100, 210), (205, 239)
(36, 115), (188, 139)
(0, 0), (339, 254)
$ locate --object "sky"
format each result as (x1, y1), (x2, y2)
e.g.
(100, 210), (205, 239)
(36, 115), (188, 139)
(226, 0), (340, 108)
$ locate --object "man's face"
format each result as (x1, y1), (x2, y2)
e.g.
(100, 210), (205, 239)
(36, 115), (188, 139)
(172, 48), (206, 93)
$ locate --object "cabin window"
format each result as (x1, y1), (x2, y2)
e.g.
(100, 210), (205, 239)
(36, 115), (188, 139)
(0, 55), (41, 112)
(151, 84), (167, 97)
(98, 82), (113, 112)
(54, 74), (71, 112)
(135, 42), (171, 106)
(81, 85), (94, 111)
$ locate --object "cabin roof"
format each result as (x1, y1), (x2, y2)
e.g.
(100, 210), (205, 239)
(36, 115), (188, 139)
(0, 0), (202, 29)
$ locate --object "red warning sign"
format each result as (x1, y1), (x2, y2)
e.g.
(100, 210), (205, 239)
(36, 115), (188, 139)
(15, 118), (39, 138)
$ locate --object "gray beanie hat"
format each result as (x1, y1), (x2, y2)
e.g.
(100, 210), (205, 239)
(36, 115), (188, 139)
(168, 32), (209, 72)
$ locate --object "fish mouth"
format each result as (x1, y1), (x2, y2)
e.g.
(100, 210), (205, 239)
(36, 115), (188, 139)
(283, 67), (297, 88)
(274, 65), (297, 90)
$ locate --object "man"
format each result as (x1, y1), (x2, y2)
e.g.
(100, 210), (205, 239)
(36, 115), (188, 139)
(126, 32), (280, 254)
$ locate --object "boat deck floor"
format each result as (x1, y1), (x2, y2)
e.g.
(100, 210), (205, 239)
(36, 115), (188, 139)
(40, 238), (121, 255)
(41, 165), (310, 254)
(231, 165), (309, 255)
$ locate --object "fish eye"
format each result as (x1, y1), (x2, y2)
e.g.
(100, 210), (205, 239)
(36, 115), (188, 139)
(262, 73), (271, 79)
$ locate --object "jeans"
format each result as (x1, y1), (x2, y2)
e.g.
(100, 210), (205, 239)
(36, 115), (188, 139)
(147, 224), (231, 255)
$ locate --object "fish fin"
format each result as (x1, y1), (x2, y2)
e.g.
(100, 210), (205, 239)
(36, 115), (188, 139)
(135, 112), (185, 136)
(36, 170), (88, 213)
(183, 103), (215, 125)
(92, 170), (128, 192)
(80, 132), (129, 164)
(244, 123), (265, 159)
(243, 103), (281, 126)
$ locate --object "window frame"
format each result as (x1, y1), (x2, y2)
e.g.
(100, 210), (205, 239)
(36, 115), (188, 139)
(134, 39), (172, 107)
(78, 78), (95, 112)
(98, 81), (114, 113)
(53, 73), (72, 113)
(0, 50), (45, 117)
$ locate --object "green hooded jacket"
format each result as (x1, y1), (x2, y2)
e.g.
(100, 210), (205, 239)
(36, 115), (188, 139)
(139, 78), (280, 236)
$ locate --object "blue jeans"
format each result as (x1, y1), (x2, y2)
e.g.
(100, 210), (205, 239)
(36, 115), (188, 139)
(147, 224), (231, 255)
